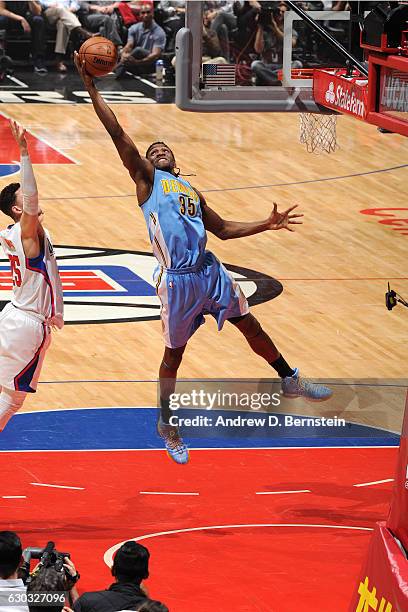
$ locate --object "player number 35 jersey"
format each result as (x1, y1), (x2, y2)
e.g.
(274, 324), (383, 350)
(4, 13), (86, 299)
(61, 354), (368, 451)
(0, 222), (64, 328)
(142, 169), (207, 270)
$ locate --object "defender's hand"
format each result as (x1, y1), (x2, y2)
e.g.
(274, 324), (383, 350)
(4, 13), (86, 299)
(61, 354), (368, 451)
(74, 51), (94, 88)
(267, 202), (303, 232)
(9, 119), (28, 153)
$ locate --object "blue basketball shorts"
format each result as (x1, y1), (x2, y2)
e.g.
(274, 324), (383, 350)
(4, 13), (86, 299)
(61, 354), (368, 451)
(154, 251), (249, 348)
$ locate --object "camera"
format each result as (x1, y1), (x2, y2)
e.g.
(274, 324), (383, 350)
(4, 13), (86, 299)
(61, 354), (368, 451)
(385, 283), (408, 311)
(258, 1), (283, 27)
(20, 542), (71, 584)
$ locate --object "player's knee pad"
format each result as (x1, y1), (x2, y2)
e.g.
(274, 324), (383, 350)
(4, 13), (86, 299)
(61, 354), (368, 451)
(0, 389), (26, 431)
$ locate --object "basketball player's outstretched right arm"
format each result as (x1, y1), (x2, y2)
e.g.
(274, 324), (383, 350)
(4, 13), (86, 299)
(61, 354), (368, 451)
(74, 52), (153, 202)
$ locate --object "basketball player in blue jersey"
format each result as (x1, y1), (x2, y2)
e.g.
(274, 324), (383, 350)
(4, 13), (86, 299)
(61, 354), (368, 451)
(75, 54), (332, 465)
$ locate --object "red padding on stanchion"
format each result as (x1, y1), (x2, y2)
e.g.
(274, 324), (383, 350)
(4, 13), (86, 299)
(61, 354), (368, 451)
(349, 522), (408, 611)
(387, 391), (408, 549)
(313, 69), (368, 120)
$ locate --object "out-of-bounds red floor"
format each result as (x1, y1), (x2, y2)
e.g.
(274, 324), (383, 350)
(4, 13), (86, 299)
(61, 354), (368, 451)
(0, 447), (397, 612)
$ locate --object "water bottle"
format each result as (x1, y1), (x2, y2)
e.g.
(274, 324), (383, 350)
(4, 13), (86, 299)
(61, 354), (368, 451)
(155, 59), (164, 84)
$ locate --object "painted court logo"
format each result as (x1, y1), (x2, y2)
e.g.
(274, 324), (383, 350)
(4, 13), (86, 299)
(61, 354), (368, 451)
(0, 113), (75, 177)
(0, 246), (283, 324)
(0, 163), (21, 179)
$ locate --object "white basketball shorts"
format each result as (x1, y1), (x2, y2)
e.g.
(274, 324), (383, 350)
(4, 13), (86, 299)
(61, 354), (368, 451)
(0, 303), (51, 393)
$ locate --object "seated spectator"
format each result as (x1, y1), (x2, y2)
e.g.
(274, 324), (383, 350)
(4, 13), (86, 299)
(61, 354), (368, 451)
(114, 3), (166, 78)
(203, 0), (237, 59)
(72, 541), (151, 612)
(40, 0), (93, 72)
(0, 531), (29, 612)
(0, 1), (47, 72)
(202, 10), (228, 63)
(78, 1), (123, 47)
(27, 555), (80, 612)
(251, 2), (301, 85)
(156, 1), (185, 52)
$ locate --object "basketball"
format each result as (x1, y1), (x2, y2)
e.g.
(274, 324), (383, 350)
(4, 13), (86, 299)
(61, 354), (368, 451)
(78, 36), (118, 77)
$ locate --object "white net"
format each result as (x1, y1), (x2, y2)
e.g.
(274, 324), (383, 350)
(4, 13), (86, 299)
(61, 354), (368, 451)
(299, 113), (338, 154)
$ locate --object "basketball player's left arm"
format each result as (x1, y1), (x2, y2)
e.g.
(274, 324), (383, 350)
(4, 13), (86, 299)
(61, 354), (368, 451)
(198, 191), (303, 239)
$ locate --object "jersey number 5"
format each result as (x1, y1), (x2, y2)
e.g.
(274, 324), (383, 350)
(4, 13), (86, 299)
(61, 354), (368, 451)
(179, 195), (197, 217)
(9, 255), (22, 287)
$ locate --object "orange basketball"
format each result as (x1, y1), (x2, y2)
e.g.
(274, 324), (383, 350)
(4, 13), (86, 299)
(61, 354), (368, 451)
(78, 36), (118, 77)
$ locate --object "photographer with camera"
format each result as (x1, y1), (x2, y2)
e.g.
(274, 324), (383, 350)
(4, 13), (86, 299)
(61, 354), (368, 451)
(0, 531), (29, 612)
(21, 541), (80, 612)
(251, 1), (301, 85)
(72, 542), (152, 612)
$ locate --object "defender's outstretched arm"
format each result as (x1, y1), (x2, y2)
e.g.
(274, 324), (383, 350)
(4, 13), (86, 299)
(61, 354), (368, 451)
(9, 120), (43, 259)
(74, 52), (153, 187)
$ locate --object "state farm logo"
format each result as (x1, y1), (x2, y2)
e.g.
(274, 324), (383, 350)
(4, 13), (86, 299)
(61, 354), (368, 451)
(324, 82), (366, 118)
(0, 246), (283, 324)
(360, 208), (408, 236)
(325, 82), (335, 104)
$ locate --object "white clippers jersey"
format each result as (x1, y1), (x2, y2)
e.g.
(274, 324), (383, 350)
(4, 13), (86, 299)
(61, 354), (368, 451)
(0, 223), (64, 328)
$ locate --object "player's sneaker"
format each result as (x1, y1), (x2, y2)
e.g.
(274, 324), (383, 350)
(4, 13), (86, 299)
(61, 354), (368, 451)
(157, 418), (189, 464)
(281, 368), (333, 402)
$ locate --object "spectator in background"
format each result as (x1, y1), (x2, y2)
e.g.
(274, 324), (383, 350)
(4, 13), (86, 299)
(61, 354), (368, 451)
(40, 0), (93, 72)
(202, 1), (236, 61)
(66, 599), (169, 612)
(134, 602), (169, 612)
(202, 9), (228, 63)
(0, 531), (29, 612)
(72, 542), (150, 612)
(251, 1), (301, 85)
(0, 1), (47, 72)
(233, 0), (261, 54)
(156, 0), (184, 52)
(78, 1), (123, 47)
(114, 3), (166, 78)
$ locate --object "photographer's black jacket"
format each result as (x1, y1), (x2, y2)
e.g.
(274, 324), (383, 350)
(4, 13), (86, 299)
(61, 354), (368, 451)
(73, 582), (148, 612)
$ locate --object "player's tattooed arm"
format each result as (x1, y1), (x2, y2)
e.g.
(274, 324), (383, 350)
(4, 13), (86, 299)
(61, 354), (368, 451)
(199, 190), (303, 239)
(74, 52), (153, 190)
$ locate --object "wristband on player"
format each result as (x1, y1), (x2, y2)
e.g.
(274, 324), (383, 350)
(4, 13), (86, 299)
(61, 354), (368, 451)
(21, 153), (39, 216)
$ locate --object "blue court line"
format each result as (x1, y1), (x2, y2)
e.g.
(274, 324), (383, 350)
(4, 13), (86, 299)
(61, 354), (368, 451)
(35, 380), (408, 388)
(39, 164), (407, 201)
(0, 408), (400, 451)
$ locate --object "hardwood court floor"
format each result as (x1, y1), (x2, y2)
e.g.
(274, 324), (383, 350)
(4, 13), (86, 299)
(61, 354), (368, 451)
(0, 104), (407, 425)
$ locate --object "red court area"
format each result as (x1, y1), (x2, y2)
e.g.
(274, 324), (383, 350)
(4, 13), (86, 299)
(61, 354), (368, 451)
(0, 447), (397, 611)
(0, 114), (74, 164)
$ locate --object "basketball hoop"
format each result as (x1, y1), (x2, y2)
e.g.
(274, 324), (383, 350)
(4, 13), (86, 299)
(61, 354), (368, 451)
(299, 113), (338, 154)
(276, 68), (339, 154)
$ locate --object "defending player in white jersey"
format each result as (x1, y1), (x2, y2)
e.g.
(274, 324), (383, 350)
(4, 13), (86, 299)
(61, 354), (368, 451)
(0, 120), (63, 432)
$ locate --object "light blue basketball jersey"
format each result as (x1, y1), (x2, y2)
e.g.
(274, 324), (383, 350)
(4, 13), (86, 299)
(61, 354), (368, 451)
(141, 169), (207, 270)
